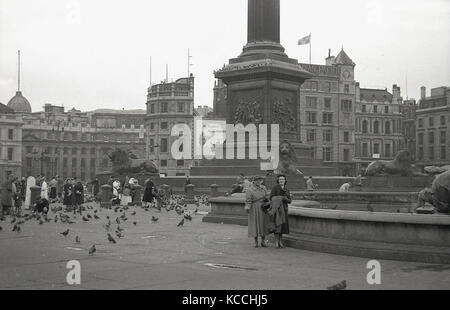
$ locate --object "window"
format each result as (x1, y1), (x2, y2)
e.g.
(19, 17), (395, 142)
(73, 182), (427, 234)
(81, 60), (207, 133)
(81, 158), (86, 168)
(441, 115), (446, 126)
(418, 147), (424, 160)
(26, 157), (32, 168)
(311, 81), (318, 91)
(429, 117), (434, 127)
(8, 129), (14, 140)
(323, 147), (332, 162)
(341, 100), (352, 113)
(81, 148), (87, 155)
(161, 102), (168, 113)
(343, 149), (350, 162)
(385, 144), (391, 157)
(161, 122), (168, 130)
(324, 82), (331, 92)
(306, 97), (318, 109)
(344, 84), (349, 94)
(373, 143), (380, 155)
(63, 158), (68, 167)
(322, 112), (333, 124)
(177, 160), (184, 167)
(90, 158), (96, 169)
(72, 158), (77, 169)
(384, 106), (389, 114)
(362, 105), (367, 113)
(418, 118), (423, 128)
(429, 132), (435, 145)
(150, 123), (155, 130)
(26, 146), (33, 154)
(177, 102), (185, 113)
(149, 138), (154, 153)
(150, 104), (155, 114)
(81, 133), (87, 141)
(7, 148), (13, 160)
(418, 133), (424, 145)
(441, 146), (447, 160)
(160, 159), (167, 167)
(374, 121), (380, 134)
(72, 148), (78, 155)
(306, 112), (317, 124)
(323, 129), (333, 143)
(324, 98), (331, 109)
(373, 106), (378, 113)
(160, 138), (168, 153)
(90, 148), (96, 155)
(63, 148), (69, 155)
(385, 122), (391, 134)
(362, 120), (368, 134)
(307, 129), (316, 142)
(440, 131), (446, 144)
(429, 146), (434, 160)
(344, 131), (350, 143)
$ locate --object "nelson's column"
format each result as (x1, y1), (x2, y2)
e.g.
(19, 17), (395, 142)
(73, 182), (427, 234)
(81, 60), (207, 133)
(215, 0), (312, 149)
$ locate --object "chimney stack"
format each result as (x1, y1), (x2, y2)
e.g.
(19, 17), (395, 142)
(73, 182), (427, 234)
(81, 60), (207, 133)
(421, 86), (426, 100)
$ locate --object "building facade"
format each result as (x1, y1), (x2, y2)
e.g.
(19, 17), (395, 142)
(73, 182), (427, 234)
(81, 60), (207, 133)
(0, 103), (23, 182)
(415, 86), (450, 167)
(20, 104), (146, 181)
(354, 84), (405, 171)
(146, 76), (195, 176)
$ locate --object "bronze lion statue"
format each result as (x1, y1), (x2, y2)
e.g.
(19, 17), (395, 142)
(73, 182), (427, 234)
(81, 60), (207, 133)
(364, 150), (414, 176)
(274, 140), (304, 176)
(107, 149), (159, 175)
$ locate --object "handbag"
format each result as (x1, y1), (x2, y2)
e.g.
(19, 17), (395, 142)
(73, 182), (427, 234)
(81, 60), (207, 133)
(261, 198), (271, 212)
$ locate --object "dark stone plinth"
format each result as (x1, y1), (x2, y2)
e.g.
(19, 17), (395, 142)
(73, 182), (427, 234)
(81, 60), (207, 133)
(363, 175), (434, 189)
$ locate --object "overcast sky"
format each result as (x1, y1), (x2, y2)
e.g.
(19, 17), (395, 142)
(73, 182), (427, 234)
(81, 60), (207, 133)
(0, 0), (449, 113)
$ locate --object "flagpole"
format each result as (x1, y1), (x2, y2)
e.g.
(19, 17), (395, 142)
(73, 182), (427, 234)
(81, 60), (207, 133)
(309, 33), (311, 65)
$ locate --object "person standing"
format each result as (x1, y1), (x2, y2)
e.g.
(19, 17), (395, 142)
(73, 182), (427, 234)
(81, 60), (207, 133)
(143, 177), (155, 207)
(40, 176), (49, 201)
(63, 179), (73, 212)
(306, 176), (316, 191)
(1, 175), (15, 215)
(245, 175), (269, 248)
(73, 178), (84, 214)
(57, 175), (64, 202)
(184, 176), (191, 193)
(49, 177), (57, 201)
(91, 178), (100, 197)
(269, 175), (292, 248)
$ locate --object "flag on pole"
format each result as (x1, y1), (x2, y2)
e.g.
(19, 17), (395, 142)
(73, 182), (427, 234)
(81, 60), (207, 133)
(298, 34), (311, 45)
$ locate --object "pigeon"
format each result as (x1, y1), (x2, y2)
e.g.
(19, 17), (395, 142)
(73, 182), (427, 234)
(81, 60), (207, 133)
(106, 216), (110, 220)
(88, 245), (96, 255)
(67, 219), (76, 224)
(116, 217), (121, 224)
(82, 216), (89, 222)
(16, 225), (21, 232)
(0, 226), (2, 232)
(54, 215), (58, 223)
(11, 217), (16, 224)
(61, 229), (70, 237)
(117, 226), (124, 232)
(94, 214), (100, 220)
(151, 216), (159, 223)
(184, 214), (192, 221)
(75, 236), (81, 244)
(87, 214), (92, 219)
(133, 221), (137, 226)
(39, 219), (44, 225)
(327, 280), (347, 290)
(12, 224), (19, 232)
(94, 209), (98, 214)
(177, 218), (185, 227)
(131, 211), (136, 216)
(194, 208), (198, 214)
(115, 230), (124, 238)
(107, 233), (116, 244)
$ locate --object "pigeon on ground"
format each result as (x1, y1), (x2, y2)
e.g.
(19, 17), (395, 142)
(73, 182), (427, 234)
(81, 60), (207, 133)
(61, 229), (69, 237)
(0, 226), (2, 231)
(11, 217), (16, 224)
(107, 233), (116, 244)
(184, 214), (192, 221)
(131, 211), (136, 216)
(82, 216), (89, 222)
(75, 236), (81, 244)
(117, 226), (124, 232)
(87, 214), (92, 219)
(54, 215), (58, 223)
(94, 209), (98, 214)
(177, 218), (185, 227)
(327, 280), (347, 290)
(116, 217), (121, 224)
(88, 245), (96, 255)
(39, 219), (44, 225)
(151, 216), (159, 223)
(94, 214), (100, 220)
(133, 221), (137, 226)
(12, 224), (19, 232)
(115, 230), (124, 238)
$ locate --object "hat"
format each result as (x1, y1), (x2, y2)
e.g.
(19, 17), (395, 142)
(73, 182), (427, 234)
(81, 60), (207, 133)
(252, 175), (265, 181)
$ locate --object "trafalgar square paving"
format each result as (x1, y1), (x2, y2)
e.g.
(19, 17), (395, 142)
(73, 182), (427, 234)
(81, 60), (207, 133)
(0, 201), (449, 290)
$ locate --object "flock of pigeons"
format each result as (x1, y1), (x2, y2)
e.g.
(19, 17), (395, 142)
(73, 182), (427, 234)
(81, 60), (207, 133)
(1, 194), (210, 257)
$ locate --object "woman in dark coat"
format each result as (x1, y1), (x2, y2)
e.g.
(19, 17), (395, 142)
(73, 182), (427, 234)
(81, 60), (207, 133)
(142, 178), (155, 206)
(72, 180), (84, 214)
(63, 179), (73, 210)
(269, 175), (292, 248)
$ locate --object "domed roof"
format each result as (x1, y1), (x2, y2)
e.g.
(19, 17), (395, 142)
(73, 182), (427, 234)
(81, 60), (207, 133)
(7, 91), (31, 113)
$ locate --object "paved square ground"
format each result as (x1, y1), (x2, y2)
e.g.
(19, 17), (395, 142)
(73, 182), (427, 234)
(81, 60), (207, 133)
(1, 202), (449, 290)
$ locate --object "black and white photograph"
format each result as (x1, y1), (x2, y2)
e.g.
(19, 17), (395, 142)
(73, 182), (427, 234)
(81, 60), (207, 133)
(0, 0), (449, 294)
